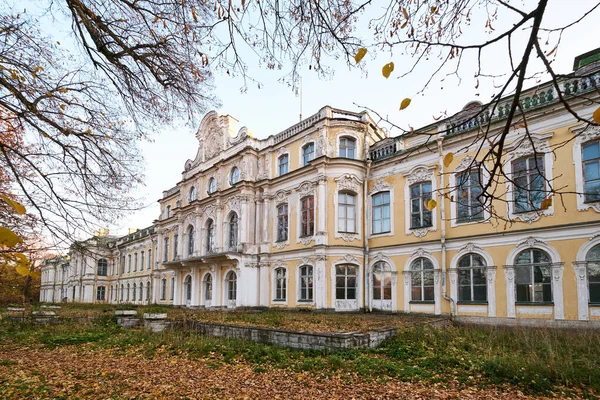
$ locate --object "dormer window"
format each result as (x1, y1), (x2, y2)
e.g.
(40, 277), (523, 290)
(208, 177), (217, 194)
(230, 167), (240, 185)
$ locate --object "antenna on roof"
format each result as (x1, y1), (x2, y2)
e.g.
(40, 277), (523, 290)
(296, 75), (303, 122)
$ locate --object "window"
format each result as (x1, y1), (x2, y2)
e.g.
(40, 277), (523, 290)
(170, 277), (175, 300)
(187, 225), (195, 256)
(513, 156), (545, 213)
(204, 274), (213, 300)
(126, 284), (130, 301)
(411, 258), (434, 301)
(208, 177), (217, 194)
(457, 170), (484, 222)
(163, 238), (170, 262)
(189, 186), (197, 203)
(160, 278), (167, 300)
(120, 256), (125, 274)
(147, 249), (152, 269)
(586, 245), (600, 303)
(338, 192), (356, 233)
(275, 268), (286, 300)
(339, 137), (356, 159)
(278, 154), (289, 176)
(132, 283), (136, 301)
(140, 251), (145, 271)
(299, 265), (313, 301)
(410, 182), (432, 229)
(134, 252), (138, 271)
(457, 254), (487, 302)
(300, 196), (315, 237)
(336, 265), (357, 300)
(184, 276), (192, 303)
(302, 143), (315, 166)
(128, 254), (131, 272)
(97, 259), (108, 276)
(166, 205), (171, 218)
(96, 286), (106, 301)
(174, 232), (180, 258)
(206, 219), (215, 253)
(120, 284), (124, 301)
(227, 271), (237, 301)
(139, 282), (144, 302)
(277, 204), (289, 242)
(372, 262), (391, 300)
(372, 192), (391, 234)
(146, 281), (151, 301)
(230, 167), (240, 185)
(583, 141), (600, 202)
(228, 213), (238, 250)
(515, 249), (552, 303)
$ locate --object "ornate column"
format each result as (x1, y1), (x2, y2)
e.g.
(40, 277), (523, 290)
(552, 263), (565, 320)
(215, 202), (223, 252)
(191, 266), (200, 307)
(449, 269), (458, 308)
(213, 266), (222, 307)
(573, 262), (589, 320)
(402, 271), (411, 313)
(486, 266), (497, 317)
(256, 195), (264, 244)
(504, 266), (516, 318)
(194, 213), (201, 257)
(434, 270), (441, 315)
(316, 176), (327, 246)
(241, 196), (249, 245)
(173, 270), (181, 306)
(262, 196), (272, 246)
(259, 262), (270, 307)
(314, 255), (327, 309)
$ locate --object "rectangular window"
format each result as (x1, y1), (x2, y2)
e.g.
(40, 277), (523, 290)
(372, 192), (391, 234)
(275, 268), (286, 300)
(302, 143), (315, 166)
(96, 286), (106, 301)
(278, 154), (289, 176)
(513, 156), (545, 213)
(163, 238), (169, 262)
(147, 249), (152, 270)
(335, 265), (357, 300)
(583, 141), (600, 202)
(339, 137), (356, 159)
(299, 266), (313, 301)
(457, 170), (484, 222)
(133, 253), (138, 272)
(410, 182), (432, 229)
(458, 268), (487, 301)
(140, 251), (145, 271)
(516, 265), (552, 302)
(160, 279), (166, 300)
(277, 204), (289, 242)
(173, 233), (179, 258)
(338, 193), (356, 233)
(127, 255), (131, 272)
(300, 196), (315, 237)
(170, 277), (175, 300)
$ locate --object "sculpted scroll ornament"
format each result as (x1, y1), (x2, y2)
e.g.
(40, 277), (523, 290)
(297, 181), (317, 197)
(205, 127), (223, 160)
(506, 136), (550, 162)
(300, 236), (313, 246)
(335, 174), (362, 193)
(405, 166), (434, 185)
(455, 156), (476, 172)
(340, 233), (359, 242)
(274, 190), (291, 205)
(369, 179), (393, 194)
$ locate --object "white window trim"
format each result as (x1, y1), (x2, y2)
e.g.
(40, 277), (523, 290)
(207, 176), (217, 194)
(336, 132), (360, 159)
(334, 174), (363, 242)
(296, 181), (317, 245)
(449, 156), (491, 227)
(403, 249), (441, 315)
(448, 243), (496, 317)
(277, 152), (291, 177)
(503, 237), (563, 319)
(273, 192), (291, 249)
(201, 271), (213, 307)
(573, 236), (600, 320)
(271, 262), (289, 305)
(299, 140), (316, 168)
(222, 267), (238, 308)
(296, 260), (316, 305)
(369, 253), (398, 312)
(368, 179), (395, 238)
(504, 132), (554, 223)
(404, 165), (437, 237)
(572, 125), (600, 212)
(229, 166), (240, 186)
(330, 256), (362, 311)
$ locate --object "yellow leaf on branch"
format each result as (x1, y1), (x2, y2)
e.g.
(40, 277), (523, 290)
(382, 62), (394, 78)
(0, 226), (24, 248)
(354, 48), (367, 64)
(443, 152), (454, 167)
(593, 107), (600, 124)
(399, 98), (411, 110)
(540, 197), (552, 210)
(425, 199), (437, 211)
(0, 195), (26, 214)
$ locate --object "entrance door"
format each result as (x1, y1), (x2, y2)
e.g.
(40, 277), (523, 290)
(372, 262), (392, 310)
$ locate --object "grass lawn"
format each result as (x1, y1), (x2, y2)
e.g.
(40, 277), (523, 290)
(0, 313), (599, 399)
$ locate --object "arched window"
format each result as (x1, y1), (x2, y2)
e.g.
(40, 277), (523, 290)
(411, 258), (434, 301)
(132, 283), (137, 301)
(206, 219), (215, 253)
(97, 259), (108, 276)
(277, 204), (288, 242)
(204, 274), (213, 300)
(139, 282), (144, 302)
(372, 262), (391, 300)
(586, 244), (600, 303)
(140, 251), (145, 270)
(228, 213), (238, 250)
(339, 137), (356, 159)
(134, 252), (138, 271)
(146, 281), (151, 301)
(515, 248), (552, 302)
(275, 268), (286, 300)
(189, 186), (197, 203)
(126, 283), (130, 301)
(173, 232), (179, 259)
(335, 264), (357, 300)
(120, 284), (124, 301)
(302, 142), (315, 166)
(163, 237), (170, 262)
(166, 205), (171, 218)
(160, 278), (167, 300)
(226, 271), (237, 301)
(457, 253), (487, 302)
(147, 249), (152, 269)
(299, 265), (313, 301)
(230, 167), (240, 185)
(184, 275), (192, 303)
(208, 177), (217, 194)
(128, 254), (132, 272)
(170, 277), (175, 300)
(338, 192), (356, 233)
(278, 154), (289, 176)
(187, 225), (195, 256)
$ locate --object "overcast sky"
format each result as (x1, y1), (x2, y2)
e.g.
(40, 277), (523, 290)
(104, 0), (600, 236)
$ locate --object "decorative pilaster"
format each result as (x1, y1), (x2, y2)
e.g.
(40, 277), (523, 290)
(573, 262), (589, 321)
(449, 269), (458, 309)
(552, 263), (565, 320)
(486, 266), (497, 317)
(434, 270), (441, 315)
(173, 271), (181, 306)
(215, 203), (223, 252)
(504, 266), (516, 318)
(403, 271), (411, 313)
(191, 267), (200, 307)
(315, 255), (327, 309)
(316, 177), (327, 245)
(194, 213), (201, 257)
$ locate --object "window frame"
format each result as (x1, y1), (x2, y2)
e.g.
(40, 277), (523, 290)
(298, 265), (314, 302)
(514, 248), (553, 304)
(96, 286), (106, 301)
(230, 167), (240, 185)
(206, 219), (215, 253)
(187, 225), (195, 257)
(163, 237), (170, 262)
(274, 267), (287, 301)
(228, 213), (239, 250)
(457, 253), (487, 303)
(276, 204), (289, 242)
(512, 156), (546, 213)
(335, 264), (357, 300)
(371, 191), (391, 235)
(226, 271), (237, 301)
(189, 186), (197, 203)
(207, 177), (217, 194)
(204, 273), (213, 301)
(410, 181), (433, 229)
(278, 154), (289, 176)
(410, 258), (435, 302)
(456, 169), (485, 223)
(160, 278), (167, 301)
(302, 142), (315, 167)
(300, 196), (315, 238)
(339, 136), (357, 159)
(337, 192), (357, 233)
(97, 259), (108, 276)
(582, 140), (600, 203)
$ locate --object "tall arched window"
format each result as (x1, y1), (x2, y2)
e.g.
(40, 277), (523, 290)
(277, 204), (288, 242)
(300, 196), (315, 237)
(226, 271), (237, 301)
(120, 284), (124, 301)
(586, 245), (600, 303)
(139, 282), (144, 302)
(146, 281), (151, 301)
(206, 219), (215, 253)
(457, 253), (487, 302)
(97, 259), (108, 276)
(411, 258), (434, 301)
(372, 262), (392, 301)
(187, 225), (195, 256)
(204, 274), (213, 301)
(126, 283), (130, 301)
(302, 142), (315, 166)
(299, 265), (313, 301)
(208, 177), (217, 194)
(515, 248), (552, 302)
(228, 213), (238, 250)
(189, 186), (197, 203)
(132, 283), (137, 301)
(163, 237), (170, 262)
(184, 275), (192, 303)
(230, 167), (240, 185)
(160, 278), (167, 300)
(275, 268), (286, 300)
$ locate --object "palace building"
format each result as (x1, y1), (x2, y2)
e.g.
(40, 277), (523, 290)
(40, 50), (600, 325)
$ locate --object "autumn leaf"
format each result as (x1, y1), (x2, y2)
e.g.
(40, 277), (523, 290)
(425, 199), (437, 211)
(540, 197), (552, 210)
(382, 62), (394, 78)
(0, 194), (26, 214)
(443, 152), (454, 167)
(593, 107), (600, 124)
(0, 226), (24, 248)
(354, 48), (367, 64)
(399, 98), (411, 110)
